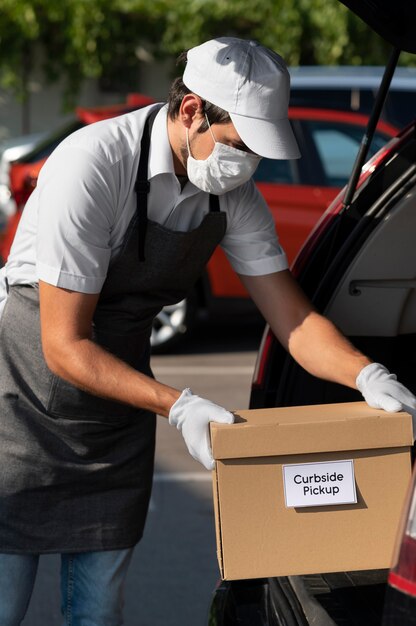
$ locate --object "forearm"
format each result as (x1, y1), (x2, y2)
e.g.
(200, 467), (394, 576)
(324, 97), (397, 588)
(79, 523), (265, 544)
(44, 337), (181, 417)
(239, 271), (371, 389)
(240, 272), (416, 425)
(282, 311), (371, 389)
(37, 281), (235, 471)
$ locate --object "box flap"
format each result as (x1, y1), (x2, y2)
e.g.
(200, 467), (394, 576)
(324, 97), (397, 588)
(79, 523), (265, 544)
(210, 402), (413, 460)
(212, 465), (225, 579)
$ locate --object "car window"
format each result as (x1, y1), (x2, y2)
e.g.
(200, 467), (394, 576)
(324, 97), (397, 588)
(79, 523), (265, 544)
(253, 158), (295, 184)
(384, 90), (416, 128)
(291, 89), (353, 111)
(290, 86), (415, 128)
(304, 121), (390, 187)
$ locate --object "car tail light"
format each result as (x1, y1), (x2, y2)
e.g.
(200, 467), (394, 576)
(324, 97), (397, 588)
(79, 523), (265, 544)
(13, 175), (37, 209)
(252, 326), (274, 389)
(388, 466), (416, 597)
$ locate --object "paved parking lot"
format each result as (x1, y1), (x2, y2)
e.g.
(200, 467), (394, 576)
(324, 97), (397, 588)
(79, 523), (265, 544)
(21, 317), (264, 625)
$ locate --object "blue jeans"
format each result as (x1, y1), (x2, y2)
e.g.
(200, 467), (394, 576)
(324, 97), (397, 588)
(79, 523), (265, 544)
(0, 548), (134, 626)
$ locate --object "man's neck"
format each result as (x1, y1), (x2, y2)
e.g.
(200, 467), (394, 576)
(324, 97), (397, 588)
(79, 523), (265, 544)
(167, 116), (188, 176)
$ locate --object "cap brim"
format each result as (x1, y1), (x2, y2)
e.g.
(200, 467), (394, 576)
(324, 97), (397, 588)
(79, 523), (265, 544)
(230, 113), (301, 160)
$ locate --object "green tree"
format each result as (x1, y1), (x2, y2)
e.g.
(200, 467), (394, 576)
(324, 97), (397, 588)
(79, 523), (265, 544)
(153, 0), (412, 67)
(0, 0), (162, 114)
(0, 0), (414, 129)
(156, 0), (350, 66)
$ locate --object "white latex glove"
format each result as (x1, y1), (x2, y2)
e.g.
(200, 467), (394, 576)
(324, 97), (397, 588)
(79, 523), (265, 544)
(356, 363), (416, 438)
(169, 388), (234, 470)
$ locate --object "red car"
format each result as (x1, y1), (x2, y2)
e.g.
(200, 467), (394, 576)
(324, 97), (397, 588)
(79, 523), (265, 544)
(0, 105), (397, 351)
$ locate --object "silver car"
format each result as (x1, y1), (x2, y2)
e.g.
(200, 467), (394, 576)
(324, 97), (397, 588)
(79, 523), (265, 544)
(0, 132), (47, 227)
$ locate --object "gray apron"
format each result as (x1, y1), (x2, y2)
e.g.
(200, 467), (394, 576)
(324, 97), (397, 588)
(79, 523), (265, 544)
(0, 109), (227, 553)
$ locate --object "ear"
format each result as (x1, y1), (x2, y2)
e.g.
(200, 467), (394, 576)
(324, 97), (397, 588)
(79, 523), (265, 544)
(179, 94), (204, 128)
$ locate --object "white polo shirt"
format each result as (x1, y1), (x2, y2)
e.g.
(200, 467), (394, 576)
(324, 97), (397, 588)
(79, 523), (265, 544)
(0, 104), (288, 316)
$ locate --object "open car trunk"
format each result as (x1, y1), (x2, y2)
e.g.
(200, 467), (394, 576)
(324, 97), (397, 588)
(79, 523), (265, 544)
(211, 123), (416, 625)
(243, 118), (416, 626)
(210, 130), (416, 626)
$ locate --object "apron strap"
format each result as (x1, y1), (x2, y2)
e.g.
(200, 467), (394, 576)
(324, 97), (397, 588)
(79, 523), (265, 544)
(136, 108), (159, 262)
(209, 194), (220, 212)
(135, 107), (221, 261)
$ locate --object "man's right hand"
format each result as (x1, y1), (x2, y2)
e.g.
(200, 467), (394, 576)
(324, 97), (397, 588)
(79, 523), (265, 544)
(169, 389), (234, 470)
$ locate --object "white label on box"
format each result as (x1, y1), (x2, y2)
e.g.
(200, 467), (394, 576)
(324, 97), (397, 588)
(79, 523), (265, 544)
(283, 460), (357, 508)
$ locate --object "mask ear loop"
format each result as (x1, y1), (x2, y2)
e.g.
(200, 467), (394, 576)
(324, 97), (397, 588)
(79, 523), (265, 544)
(205, 113), (217, 143)
(186, 128), (192, 156)
(186, 113), (217, 158)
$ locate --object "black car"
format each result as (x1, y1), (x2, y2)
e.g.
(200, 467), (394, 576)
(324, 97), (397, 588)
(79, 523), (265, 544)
(208, 1), (416, 624)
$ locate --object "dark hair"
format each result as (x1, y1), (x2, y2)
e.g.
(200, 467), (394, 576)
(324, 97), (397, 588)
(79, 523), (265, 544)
(167, 52), (231, 133)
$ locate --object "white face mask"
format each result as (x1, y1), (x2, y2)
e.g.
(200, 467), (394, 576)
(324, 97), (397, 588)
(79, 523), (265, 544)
(186, 117), (261, 195)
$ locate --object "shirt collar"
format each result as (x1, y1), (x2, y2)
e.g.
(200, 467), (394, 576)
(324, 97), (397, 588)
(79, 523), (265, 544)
(147, 103), (203, 199)
(148, 104), (176, 179)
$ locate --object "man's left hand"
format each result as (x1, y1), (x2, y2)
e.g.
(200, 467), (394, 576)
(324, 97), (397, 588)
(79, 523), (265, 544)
(356, 362), (416, 438)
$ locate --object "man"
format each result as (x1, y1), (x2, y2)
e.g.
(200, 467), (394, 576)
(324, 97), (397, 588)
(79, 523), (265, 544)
(0, 37), (414, 625)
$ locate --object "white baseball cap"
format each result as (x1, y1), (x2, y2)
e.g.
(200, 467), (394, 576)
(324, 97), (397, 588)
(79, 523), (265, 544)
(182, 37), (301, 160)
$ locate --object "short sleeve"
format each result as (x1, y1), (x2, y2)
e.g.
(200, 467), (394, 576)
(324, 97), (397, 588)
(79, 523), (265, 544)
(221, 180), (289, 276)
(36, 145), (117, 293)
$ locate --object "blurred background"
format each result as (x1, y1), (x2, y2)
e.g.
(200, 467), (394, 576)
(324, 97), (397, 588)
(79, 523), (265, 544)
(1, 0), (415, 139)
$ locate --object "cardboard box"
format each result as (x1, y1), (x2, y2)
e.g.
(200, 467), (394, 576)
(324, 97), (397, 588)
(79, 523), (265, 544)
(210, 401), (413, 581)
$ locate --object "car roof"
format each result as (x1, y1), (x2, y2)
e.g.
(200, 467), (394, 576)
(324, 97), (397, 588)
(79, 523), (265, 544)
(289, 66), (416, 91)
(287, 106), (398, 134)
(75, 93), (155, 124)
